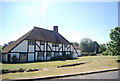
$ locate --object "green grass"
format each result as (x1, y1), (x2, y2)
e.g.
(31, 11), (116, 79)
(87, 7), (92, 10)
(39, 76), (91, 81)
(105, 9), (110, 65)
(1, 55), (119, 79)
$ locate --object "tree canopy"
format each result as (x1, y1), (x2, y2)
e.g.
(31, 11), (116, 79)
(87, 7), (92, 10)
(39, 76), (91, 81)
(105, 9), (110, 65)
(99, 44), (107, 53)
(0, 45), (2, 53)
(71, 42), (79, 46)
(2, 41), (15, 49)
(80, 38), (99, 53)
(103, 27), (120, 55)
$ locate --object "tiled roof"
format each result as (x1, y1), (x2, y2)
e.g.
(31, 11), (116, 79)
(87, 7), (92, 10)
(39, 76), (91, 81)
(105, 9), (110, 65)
(73, 46), (81, 50)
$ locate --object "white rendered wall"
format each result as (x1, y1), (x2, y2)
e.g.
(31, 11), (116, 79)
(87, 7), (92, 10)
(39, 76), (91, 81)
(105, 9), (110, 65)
(11, 40), (28, 52)
(35, 52), (38, 60)
(48, 42), (52, 51)
(53, 47), (55, 51)
(59, 44), (62, 51)
(77, 50), (81, 56)
(28, 53), (34, 61)
(36, 41), (40, 51)
(51, 52), (54, 57)
(56, 47), (59, 51)
(29, 45), (34, 52)
(40, 45), (44, 51)
(44, 42), (46, 51)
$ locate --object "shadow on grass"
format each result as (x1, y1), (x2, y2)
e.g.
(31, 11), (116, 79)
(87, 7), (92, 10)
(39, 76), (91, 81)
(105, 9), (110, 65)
(116, 60), (120, 62)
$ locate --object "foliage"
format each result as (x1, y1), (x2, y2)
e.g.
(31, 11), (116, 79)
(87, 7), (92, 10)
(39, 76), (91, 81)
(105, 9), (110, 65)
(71, 42), (79, 46)
(51, 53), (73, 61)
(103, 27), (120, 56)
(12, 55), (18, 63)
(2, 41), (15, 49)
(0, 45), (3, 53)
(64, 53), (74, 60)
(99, 44), (107, 53)
(80, 38), (99, 53)
(51, 56), (66, 61)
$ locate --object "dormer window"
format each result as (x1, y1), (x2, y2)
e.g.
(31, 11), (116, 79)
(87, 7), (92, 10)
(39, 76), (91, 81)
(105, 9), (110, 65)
(28, 40), (35, 45)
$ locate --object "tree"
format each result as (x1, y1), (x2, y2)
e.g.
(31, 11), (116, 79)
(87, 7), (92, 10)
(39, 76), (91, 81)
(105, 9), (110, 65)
(12, 55), (18, 63)
(0, 45), (2, 53)
(80, 38), (99, 53)
(71, 42), (79, 46)
(103, 27), (120, 55)
(99, 44), (107, 53)
(2, 41), (15, 49)
(93, 41), (99, 53)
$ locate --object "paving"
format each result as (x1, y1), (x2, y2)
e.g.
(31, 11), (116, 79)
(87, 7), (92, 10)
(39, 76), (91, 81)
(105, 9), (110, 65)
(61, 71), (119, 79)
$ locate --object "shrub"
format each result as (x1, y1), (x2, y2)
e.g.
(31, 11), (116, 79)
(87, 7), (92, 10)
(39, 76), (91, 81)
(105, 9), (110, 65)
(51, 56), (66, 61)
(103, 50), (112, 56)
(12, 55), (18, 63)
(2, 69), (10, 74)
(64, 54), (73, 60)
(19, 68), (26, 72)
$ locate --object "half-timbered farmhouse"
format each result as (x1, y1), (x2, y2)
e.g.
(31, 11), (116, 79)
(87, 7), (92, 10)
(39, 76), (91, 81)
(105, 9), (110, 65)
(73, 46), (81, 57)
(2, 26), (78, 62)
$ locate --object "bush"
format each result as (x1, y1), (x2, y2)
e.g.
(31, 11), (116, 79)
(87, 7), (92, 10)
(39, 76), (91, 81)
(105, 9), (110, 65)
(12, 55), (18, 63)
(64, 54), (73, 60)
(19, 68), (26, 72)
(103, 50), (113, 56)
(2, 69), (10, 74)
(51, 56), (66, 61)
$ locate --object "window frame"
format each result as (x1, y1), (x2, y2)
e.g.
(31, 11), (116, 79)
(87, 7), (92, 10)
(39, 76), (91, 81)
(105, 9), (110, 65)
(54, 52), (59, 56)
(64, 44), (68, 48)
(37, 52), (44, 60)
(19, 53), (27, 62)
(40, 41), (45, 45)
(28, 40), (35, 45)
(52, 43), (59, 47)
(47, 52), (51, 57)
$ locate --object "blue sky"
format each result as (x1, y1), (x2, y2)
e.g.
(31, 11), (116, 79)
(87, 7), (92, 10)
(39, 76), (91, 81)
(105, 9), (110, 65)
(0, 1), (118, 45)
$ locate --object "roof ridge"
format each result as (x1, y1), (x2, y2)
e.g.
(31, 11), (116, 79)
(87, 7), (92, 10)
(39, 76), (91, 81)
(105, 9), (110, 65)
(34, 26), (53, 32)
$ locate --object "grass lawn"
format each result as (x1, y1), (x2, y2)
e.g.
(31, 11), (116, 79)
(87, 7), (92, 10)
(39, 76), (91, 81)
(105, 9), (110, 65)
(1, 55), (119, 80)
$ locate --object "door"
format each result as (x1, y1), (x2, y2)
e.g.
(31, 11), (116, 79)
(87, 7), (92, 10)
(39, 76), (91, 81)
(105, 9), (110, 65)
(8, 54), (10, 62)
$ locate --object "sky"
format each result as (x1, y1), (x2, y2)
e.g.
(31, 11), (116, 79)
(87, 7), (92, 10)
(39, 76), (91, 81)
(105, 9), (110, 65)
(0, 0), (119, 46)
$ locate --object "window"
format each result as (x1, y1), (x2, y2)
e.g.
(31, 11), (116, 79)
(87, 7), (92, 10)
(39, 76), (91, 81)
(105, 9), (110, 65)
(37, 52), (44, 60)
(47, 52), (51, 57)
(52, 43), (56, 47)
(65, 44), (68, 48)
(52, 43), (59, 47)
(54, 52), (59, 56)
(56, 43), (59, 47)
(20, 54), (27, 62)
(40, 41), (45, 45)
(28, 40), (35, 45)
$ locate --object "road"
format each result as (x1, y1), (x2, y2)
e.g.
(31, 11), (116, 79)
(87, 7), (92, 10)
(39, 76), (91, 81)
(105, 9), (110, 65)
(61, 71), (119, 79)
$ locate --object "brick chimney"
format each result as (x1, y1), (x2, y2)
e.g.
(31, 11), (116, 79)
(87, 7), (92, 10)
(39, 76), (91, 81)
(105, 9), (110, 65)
(53, 26), (58, 33)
